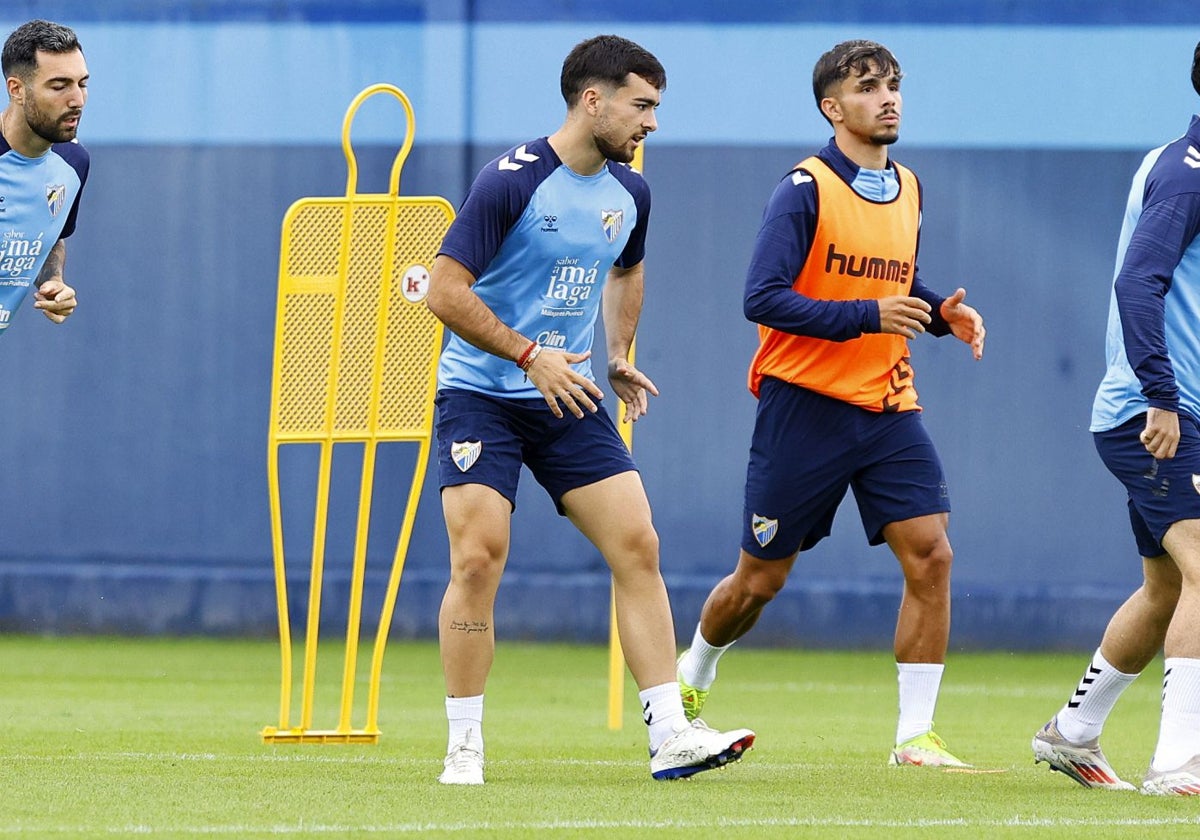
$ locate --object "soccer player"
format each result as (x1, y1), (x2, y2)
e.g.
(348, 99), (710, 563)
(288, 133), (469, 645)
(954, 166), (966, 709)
(675, 39), (985, 767)
(426, 34), (755, 785)
(1032, 41), (1200, 796)
(0, 20), (89, 332)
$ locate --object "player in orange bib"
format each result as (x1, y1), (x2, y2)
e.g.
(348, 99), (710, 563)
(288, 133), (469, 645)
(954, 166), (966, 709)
(677, 39), (986, 767)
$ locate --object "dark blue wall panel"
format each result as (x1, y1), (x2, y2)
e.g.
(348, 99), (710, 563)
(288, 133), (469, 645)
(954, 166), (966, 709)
(0, 4), (1182, 648)
(0, 138), (1153, 650)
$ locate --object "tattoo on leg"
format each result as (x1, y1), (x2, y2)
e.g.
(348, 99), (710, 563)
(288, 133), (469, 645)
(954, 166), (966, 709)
(449, 620), (489, 634)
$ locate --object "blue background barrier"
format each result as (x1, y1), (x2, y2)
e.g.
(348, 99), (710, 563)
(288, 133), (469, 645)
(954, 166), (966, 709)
(0, 1), (1195, 649)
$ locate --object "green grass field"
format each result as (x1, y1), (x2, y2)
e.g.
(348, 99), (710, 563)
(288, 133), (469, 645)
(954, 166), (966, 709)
(2, 635), (1199, 838)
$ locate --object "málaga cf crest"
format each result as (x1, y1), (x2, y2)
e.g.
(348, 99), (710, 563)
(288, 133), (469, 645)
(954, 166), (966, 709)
(751, 514), (778, 547)
(452, 440), (482, 473)
(601, 209), (623, 244)
(46, 184), (65, 219)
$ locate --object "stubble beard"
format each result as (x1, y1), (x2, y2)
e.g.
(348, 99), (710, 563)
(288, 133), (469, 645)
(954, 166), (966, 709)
(25, 102), (79, 144)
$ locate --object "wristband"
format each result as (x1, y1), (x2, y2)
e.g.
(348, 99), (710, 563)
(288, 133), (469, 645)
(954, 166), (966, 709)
(515, 340), (538, 370)
(519, 344), (542, 372)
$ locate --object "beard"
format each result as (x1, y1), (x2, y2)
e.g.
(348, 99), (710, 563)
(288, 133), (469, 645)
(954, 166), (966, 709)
(871, 130), (899, 146)
(593, 130), (635, 164)
(25, 101), (80, 144)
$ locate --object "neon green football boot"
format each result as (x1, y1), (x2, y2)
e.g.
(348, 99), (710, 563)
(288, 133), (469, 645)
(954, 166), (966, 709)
(676, 650), (709, 722)
(888, 730), (971, 768)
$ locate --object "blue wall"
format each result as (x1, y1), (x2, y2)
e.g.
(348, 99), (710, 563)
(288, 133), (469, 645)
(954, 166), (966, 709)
(0, 1), (1196, 650)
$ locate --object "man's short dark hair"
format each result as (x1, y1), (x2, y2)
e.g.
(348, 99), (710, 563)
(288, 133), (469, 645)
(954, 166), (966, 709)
(812, 39), (902, 109)
(2, 19), (82, 81)
(560, 34), (666, 107)
(1192, 40), (1200, 97)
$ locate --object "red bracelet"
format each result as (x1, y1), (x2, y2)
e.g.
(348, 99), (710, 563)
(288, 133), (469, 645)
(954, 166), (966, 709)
(516, 340), (538, 370)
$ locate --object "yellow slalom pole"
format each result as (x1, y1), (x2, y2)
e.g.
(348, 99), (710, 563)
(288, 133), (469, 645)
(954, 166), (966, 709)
(607, 144), (645, 731)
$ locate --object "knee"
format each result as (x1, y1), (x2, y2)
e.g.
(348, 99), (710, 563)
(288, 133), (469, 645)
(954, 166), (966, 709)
(735, 565), (788, 608)
(1144, 571), (1183, 612)
(902, 538), (954, 591)
(608, 526), (662, 577)
(450, 539), (507, 589)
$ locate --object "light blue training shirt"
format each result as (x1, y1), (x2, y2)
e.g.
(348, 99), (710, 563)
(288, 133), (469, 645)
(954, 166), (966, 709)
(436, 136), (650, 399)
(0, 136), (89, 334)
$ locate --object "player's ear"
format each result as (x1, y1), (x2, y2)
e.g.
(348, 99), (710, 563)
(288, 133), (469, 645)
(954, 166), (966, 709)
(820, 96), (841, 123)
(580, 86), (603, 116)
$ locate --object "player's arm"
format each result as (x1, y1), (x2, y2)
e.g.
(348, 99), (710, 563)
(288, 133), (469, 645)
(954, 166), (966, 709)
(426, 254), (603, 419)
(1116, 192), (1200, 458)
(603, 260), (659, 423)
(32, 239), (77, 324)
(743, 177), (930, 341)
(911, 270), (985, 360)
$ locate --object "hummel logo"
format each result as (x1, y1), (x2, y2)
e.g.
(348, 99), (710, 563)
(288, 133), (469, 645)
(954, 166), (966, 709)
(499, 144), (540, 171)
(642, 700), (653, 725)
(1186, 145), (1200, 170)
(791, 171), (813, 186)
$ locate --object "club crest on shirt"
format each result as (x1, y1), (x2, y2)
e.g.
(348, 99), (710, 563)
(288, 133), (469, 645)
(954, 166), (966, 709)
(451, 441), (482, 473)
(601, 209), (623, 244)
(751, 514), (778, 547)
(46, 184), (65, 219)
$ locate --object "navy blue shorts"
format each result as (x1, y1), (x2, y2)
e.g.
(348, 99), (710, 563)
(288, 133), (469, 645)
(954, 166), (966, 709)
(1094, 413), (1200, 557)
(434, 388), (637, 515)
(741, 378), (950, 560)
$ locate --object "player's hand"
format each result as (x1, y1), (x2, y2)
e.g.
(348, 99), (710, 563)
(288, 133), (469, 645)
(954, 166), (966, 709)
(1140, 407), (1180, 460)
(33, 279), (77, 324)
(877, 295), (931, 339)
(608, 358), (659, 424)
(526, 348), (605, 419)
(940, 287), (985, 360)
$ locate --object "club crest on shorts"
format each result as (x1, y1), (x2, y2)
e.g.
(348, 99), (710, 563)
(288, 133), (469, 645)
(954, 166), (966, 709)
(751, 514), (778, 547)
(601, 209), (623, 243)
(1193, 474), (1200, 495)
(451, 441), (482, 473)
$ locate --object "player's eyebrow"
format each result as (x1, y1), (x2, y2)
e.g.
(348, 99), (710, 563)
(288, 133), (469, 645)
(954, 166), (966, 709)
(45, 73), (89, 85)
(854, 71), (901, 90)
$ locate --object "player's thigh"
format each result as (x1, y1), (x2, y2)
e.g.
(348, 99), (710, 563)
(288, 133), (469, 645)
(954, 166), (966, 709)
(1163, 518), (1200, 584)
(563, 470), (657, 563)
(442, 482), (513, 564)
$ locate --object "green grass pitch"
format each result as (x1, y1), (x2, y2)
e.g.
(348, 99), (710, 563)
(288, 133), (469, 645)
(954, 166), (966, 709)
(3, 635), (1200, 838)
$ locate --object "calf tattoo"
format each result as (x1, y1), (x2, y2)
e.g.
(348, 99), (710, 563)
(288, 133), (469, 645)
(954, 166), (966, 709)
(449, 620), (489, 634)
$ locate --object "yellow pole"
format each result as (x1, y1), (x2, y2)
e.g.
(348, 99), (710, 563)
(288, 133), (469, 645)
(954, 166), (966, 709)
(607, 144), (645, 731)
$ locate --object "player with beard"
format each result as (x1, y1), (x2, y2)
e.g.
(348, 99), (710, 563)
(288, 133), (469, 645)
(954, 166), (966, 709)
(0, 19), (89, 333)
(426, 34), (755, 785)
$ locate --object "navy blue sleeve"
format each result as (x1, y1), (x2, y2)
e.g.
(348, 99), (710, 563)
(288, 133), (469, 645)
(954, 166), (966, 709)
(438, 146), (543, 278)
(609, 162), (650, 268)
(1115, 192), (1200, 411)
(742, 172), (877, 340)
(909, 270), (951, 337)
(53, 140), (89, 239)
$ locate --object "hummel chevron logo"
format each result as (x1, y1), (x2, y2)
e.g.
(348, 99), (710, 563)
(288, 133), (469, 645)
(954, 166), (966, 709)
(499, 144), (540, 171)
(1186, 145), (1200, 169)
(791, 171), (813, 186)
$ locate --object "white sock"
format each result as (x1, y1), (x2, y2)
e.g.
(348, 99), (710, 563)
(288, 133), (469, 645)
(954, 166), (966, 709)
(445, 694), (484, 754)
(640, 682), (688, 752)
(677, 625), (735, 690)
(1152, 658), (1200, 771)
(896, 663), (944, 744)
(1055, 649), (1138, 743)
